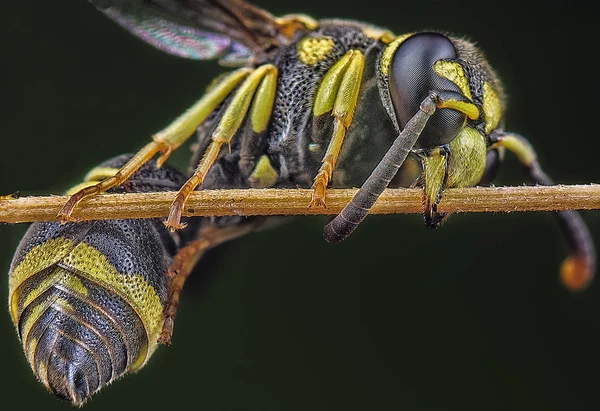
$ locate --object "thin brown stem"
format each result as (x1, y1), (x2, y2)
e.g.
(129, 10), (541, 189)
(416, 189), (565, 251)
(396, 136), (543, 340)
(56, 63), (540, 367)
(0, 185), (599, 224)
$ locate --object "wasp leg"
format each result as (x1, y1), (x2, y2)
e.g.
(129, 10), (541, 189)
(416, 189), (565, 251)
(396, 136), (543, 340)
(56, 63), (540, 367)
(490, 132), (596, 291)
(418, 92), (481, 228)
(310, 50), (365, 208)
(324, 91), (479, 242)
(417, 146), (450, 228)
(324, 93), (439, 243)
(239, 65), (278, 179)
(164, 65), (278, 231)
(158, 221), (263, 345)
(57, 68), (252, 222)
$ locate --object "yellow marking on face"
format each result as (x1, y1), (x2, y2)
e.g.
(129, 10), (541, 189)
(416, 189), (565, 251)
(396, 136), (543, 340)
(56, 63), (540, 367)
(433, 60), (472, 99)
(61, 242), (164, 364)
(381, 33), (413, 75)
(437, 99), (479, 120)
(483, 82), (504, 134)
(363, 27), (395, 43)
(249, 155), (279, 188)
(297, 36), (335, 65)
(447, 127), (487, 187)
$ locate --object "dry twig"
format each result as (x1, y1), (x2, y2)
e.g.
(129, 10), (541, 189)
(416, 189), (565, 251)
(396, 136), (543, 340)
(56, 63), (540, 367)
(0, 185), (599, 224)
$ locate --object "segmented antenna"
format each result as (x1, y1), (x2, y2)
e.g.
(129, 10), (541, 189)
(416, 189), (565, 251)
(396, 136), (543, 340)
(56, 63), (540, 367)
(324, 92), (438, 242)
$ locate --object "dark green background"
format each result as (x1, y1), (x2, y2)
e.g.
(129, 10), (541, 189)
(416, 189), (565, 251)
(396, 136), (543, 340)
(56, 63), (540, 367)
(2, 1), (599, 410)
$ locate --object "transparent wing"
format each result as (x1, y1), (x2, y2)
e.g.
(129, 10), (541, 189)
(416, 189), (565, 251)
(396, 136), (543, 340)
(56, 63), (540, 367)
(89, 0), (298, 65)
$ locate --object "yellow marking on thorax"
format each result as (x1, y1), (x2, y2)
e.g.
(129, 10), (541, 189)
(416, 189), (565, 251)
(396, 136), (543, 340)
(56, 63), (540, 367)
(277, 14), (319, 32)
(433, 60), (472, 99)
(297, 36), (335, 65)
(363, 26), (395, 43)
(249, 155), (278, 188)
(381, 33), (413, 75)
(482, 82), (504, 134)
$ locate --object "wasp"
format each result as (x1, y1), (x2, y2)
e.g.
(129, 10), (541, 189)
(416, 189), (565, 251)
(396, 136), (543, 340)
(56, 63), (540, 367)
(7, 0), (596, 405)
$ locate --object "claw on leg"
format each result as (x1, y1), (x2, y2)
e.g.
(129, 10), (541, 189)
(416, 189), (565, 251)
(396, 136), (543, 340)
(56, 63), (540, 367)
(57, 140), (171, 222)
(158, 238), (209, 345)
(57, 68), (252, 222)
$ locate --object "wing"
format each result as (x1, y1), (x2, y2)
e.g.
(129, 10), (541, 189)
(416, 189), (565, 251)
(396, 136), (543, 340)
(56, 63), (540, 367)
(88, 0), (311, 65)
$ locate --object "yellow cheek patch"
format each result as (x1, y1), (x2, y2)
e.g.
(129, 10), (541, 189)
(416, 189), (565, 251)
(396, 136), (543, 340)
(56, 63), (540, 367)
(433, 60), (472, 100)
(380, 33), (413, 75)
(297, 37), (335, 65)
(483, 82), (503, 134)
(447, 127), (487, 188)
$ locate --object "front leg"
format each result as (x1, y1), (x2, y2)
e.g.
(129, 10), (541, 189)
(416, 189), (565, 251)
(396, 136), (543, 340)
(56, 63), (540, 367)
(417, 145), (450, 228)
(309, 50), (365, 208)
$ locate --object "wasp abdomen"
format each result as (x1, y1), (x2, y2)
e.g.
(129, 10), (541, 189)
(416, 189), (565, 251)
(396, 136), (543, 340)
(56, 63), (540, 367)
(9, 156), (189, 405)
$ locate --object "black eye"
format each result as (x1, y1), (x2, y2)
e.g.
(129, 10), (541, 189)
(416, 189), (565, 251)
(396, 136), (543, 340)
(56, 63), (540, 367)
(389, 32), (466, 148)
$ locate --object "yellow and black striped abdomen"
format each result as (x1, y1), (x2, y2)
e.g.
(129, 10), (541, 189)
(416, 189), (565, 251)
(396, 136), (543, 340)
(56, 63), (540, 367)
(8, 155), (189, 405)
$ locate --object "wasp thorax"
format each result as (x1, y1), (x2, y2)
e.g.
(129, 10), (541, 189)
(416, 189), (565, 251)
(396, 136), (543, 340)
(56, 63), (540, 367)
(388, 32), (467, 148)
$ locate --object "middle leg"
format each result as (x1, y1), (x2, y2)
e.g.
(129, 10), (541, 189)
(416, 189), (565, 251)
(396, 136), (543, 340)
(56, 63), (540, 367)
(164, 64), (278, 230)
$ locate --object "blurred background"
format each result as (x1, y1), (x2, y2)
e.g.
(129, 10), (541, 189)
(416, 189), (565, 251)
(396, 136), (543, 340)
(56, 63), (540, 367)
(1, 1), (599, 410)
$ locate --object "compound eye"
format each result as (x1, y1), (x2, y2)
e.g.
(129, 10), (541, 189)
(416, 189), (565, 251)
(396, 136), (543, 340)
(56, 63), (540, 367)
(389, 32), (466, 148)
